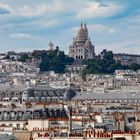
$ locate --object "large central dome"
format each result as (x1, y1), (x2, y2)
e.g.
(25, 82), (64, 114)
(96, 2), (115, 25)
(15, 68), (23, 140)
(76, 24), (88, 42)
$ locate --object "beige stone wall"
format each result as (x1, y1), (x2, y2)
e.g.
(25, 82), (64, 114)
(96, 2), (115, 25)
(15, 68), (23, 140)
(14, 131), (31, 140)
(34, 138), (110, 140)
(133, 122), (140, 131)
(135, 135), (140, 140)
(27, 120), (49, 131)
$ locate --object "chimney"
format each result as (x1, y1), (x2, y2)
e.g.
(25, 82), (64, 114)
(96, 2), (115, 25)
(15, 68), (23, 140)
(69, 106), (72, 133)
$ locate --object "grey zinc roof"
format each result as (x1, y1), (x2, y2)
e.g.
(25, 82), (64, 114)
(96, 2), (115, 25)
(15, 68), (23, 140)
(0, 108), (68, 121)
(0, 84), (66, 99)
(73, 90), (140, 100)
(32, 85), (54, 91)
(0, 84), (26, 92)
(0, 135), (18, 140)
(0, 84), (54, 93)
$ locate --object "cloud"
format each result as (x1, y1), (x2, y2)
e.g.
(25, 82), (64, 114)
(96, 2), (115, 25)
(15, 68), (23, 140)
(0, 0), (139, 54)
(87, 24), (118, 35)
(9, 33), (33, 39)
(98, 0), (109, 8)
(76, 1), (125, 19)
(0, 24), (14, 30)
(0, 8), (10, 14)
(98, 38), (140, 54)
(65, 23), (118, 39)
(16, 0), (66, 17)
(0, 3), (11, 14)
(39, 19), (60, 28)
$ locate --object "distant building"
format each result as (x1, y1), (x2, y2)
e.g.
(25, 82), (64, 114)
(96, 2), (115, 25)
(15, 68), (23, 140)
(32, 41), (54, 60)
(66, 63), (87, 73)
(69, 23), (95, 60)
(0, 84), (67, 107)
(6, 51), (21, 61)
(48, 41), (54, 51)
(0, 53), (6, 60)
(113, 53), (140, 65)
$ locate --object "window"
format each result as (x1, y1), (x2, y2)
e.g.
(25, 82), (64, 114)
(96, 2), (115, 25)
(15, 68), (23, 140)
(29, 98), (34, 102)
(9, 124), (13, 127)
(34, 112), (40, 119)
(135, 100), (137, 103)
(17, 124), (20, 128)
(23, 99), (26, 102)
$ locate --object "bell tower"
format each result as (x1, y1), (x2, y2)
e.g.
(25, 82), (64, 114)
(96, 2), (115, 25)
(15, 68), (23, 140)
(48, 41), (53, 51)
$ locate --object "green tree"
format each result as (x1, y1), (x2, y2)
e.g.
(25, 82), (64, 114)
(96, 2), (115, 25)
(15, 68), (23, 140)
(38, 48), (74, 73)
(129, 63), (140, 71)
(40, 59), (49, 71)
(19, 53), (29, 62)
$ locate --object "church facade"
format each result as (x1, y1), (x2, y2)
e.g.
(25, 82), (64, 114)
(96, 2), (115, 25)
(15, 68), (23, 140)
(69, 23), (95, 60)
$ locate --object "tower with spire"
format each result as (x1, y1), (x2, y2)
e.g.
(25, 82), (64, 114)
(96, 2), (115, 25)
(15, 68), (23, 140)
(69, 22), (95, 60)
(84, 23), (88, 37)
(48, 41), (54, 51)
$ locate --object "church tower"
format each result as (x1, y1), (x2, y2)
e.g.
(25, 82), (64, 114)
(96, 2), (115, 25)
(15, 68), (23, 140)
(84, 23), (88, 38)
(48, 41), (53, 51)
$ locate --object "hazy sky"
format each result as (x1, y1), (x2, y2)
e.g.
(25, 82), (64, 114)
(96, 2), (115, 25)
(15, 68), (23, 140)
(0, 0), (140, 54)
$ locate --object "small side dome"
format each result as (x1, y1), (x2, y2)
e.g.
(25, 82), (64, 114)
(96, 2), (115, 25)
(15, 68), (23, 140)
(63, 88), (76, 100)
(72, 38), (77, 46)
(85, 38), (92, 46)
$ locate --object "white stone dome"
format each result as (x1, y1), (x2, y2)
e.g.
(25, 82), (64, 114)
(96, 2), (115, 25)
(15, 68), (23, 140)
(76, 27), (87, 42)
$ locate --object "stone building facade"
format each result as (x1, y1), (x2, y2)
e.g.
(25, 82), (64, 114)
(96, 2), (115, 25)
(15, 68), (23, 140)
(113, 53), (140, 66)
(69, 23), (95, 60)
